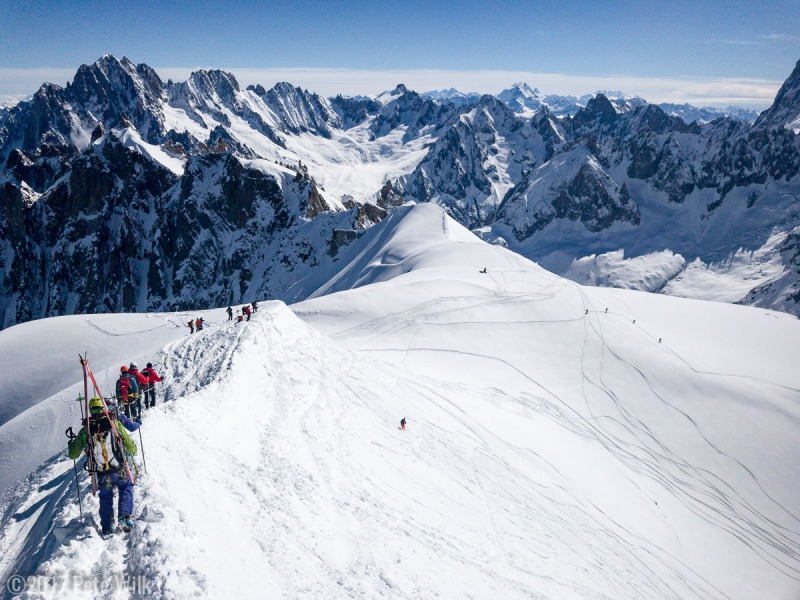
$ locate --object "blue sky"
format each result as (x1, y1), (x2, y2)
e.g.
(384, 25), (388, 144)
(1, 0), (798, 106)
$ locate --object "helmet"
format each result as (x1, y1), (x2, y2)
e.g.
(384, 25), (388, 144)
(129, 362), (138, 370)
(120, 365), (128, 373)
(146, 362), (153, 368)
(89, 397), (105, 414)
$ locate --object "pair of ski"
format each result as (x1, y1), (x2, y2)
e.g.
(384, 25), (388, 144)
(78, 353), (137, 495)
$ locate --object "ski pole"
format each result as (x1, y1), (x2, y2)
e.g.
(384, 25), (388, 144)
(72, 460), (83, 517)
(138, 428), (147, 473)
(65, 427), (83, 517)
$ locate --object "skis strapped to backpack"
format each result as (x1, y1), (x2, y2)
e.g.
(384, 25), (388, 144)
(109, 403), (141, 478)
(79, 354), (136, 493)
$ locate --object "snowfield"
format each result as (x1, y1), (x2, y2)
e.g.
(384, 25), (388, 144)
(0, 205), (798, 599)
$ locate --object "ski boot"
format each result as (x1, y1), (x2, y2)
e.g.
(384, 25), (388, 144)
(120, 515), (134, 533)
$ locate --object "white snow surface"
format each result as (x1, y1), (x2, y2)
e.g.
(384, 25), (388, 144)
(96, 127), (186, 175)
(0, 312), (188, 496)
(0, 95), (28, 110)
(562, 231), (788, 302)
(564, 249), (687, 291)
(285, 126), (433, 202)
(0, 204), (798, 599)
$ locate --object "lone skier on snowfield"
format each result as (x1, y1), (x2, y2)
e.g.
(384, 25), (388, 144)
(68, 397), (139, 535)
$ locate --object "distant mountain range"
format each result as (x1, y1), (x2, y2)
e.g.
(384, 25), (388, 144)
(1, 54), (798, 328)
(423, 83), (760, 122)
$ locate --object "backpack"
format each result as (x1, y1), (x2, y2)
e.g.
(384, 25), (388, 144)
(117, 375), (130, 402)
(85, 413), (126, 474)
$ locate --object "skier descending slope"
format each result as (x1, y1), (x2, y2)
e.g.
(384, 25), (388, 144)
(68, 397), (139, 535)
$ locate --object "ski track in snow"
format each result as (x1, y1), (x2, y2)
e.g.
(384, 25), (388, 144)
(0, 303), (723, 599)
(293, 232), (800, 600)
(419, 282), (796, 558)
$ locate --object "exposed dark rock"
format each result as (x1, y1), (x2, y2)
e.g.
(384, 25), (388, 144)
(328, 229), (360, 256)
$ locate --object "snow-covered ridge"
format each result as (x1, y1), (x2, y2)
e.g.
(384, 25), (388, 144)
(1, 204), (797, 598)
(95, 126), (186, 175)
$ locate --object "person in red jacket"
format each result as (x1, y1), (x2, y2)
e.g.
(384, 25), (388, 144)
(116, 366), (138, 419)
(140, 362), (164, 409)
(127, 362), (149, 421)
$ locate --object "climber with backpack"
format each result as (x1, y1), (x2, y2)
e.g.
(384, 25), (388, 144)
(116, 366), (139, 420)
(141, 362), (163, 409)
(68, 396), (139, 535)
(127, 363), (149, 420)
(226, 306), (233, 321)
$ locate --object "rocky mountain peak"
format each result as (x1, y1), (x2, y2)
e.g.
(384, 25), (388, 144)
(247, 84), (267, 96)
(268, 81), (298, 96)
(754, 58), (800, 132)
(477, 93), (506, 110)
(497, 82), (545, 114)
(263, 82), (342, 137)
(66, 54), (166, 139)
(188, 69), (241, 101)
(571, 94), (618, 130)
(511, 82), (541, 95)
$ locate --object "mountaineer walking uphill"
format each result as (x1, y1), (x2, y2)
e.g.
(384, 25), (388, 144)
(116, 365), (140, 421)
(128, 362), (150, 418)
(68, 395), (139, 536)
(68, 356), (142, 537)
(141, 362), (164, 408)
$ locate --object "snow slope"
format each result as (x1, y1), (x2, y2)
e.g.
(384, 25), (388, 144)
(0, 311), (198, 498)
(0, 204), (798, 599)
(560, 229), (790, 302)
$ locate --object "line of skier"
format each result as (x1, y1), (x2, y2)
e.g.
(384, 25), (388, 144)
(226, 301), (258, 323)
(66, 301), (410, 539)
(67, 359), (164, 536)
(115, 362), (163, 421)
(187, 317), (205, 333)
(186, 301), (259, 334)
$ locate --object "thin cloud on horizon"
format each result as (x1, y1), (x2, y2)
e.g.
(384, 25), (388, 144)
(0, 66), (784, 109)
(761, 33), (800, 41)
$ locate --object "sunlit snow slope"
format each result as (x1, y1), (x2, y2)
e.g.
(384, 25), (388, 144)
(0, 204), (798, 599)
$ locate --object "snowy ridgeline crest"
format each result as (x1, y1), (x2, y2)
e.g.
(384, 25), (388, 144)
(0, 206), (798, 598)
(1, 55), (800, 327)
